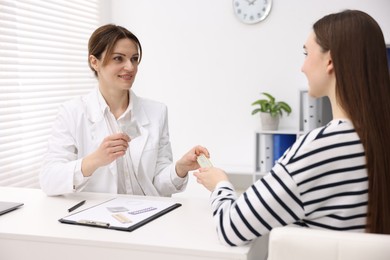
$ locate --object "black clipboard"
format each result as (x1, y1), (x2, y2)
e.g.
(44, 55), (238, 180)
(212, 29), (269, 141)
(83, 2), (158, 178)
(59, 197), (181, 232)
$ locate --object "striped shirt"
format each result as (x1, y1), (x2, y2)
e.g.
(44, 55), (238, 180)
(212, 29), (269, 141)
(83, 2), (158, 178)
(210, 119), (368, 246)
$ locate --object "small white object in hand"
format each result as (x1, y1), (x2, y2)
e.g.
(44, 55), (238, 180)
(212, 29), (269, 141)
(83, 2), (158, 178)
(120, 120), (141, 139)
(197, 154), (213, 168)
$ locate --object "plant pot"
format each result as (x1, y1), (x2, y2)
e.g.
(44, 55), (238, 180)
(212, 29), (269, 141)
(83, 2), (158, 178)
(260, 112), (279, 130)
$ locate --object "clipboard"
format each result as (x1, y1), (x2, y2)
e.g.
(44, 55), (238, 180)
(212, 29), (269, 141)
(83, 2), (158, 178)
(0, 201), (24, 216)
(59, 197), (181, 232)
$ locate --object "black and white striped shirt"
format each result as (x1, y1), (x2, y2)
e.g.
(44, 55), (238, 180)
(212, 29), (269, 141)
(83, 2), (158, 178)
(210, 119), (368, 246)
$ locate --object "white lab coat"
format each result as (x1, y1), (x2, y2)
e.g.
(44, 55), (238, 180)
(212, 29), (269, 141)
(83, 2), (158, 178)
(40, 89), (187, 196)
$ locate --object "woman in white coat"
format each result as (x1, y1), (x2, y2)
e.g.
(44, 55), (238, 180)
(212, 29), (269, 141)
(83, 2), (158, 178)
(40, 24), (208, 196)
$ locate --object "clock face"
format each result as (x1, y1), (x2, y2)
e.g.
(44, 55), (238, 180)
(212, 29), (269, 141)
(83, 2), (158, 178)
(233, 0), (272, 24)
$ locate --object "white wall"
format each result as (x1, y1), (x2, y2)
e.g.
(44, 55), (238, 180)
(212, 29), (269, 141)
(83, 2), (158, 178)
(108, 0), (390, 174)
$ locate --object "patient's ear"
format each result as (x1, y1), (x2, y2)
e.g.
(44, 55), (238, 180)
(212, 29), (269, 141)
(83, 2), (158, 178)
(326, 52), (334, 74)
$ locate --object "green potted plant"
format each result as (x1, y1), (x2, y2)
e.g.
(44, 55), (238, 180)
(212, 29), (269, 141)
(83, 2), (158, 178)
(251, 92), (292, 130)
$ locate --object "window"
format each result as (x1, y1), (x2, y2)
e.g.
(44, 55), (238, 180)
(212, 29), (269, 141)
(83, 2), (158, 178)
(0, 0), (101, 187)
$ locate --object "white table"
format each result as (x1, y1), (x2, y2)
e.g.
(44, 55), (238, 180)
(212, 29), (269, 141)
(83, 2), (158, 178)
(0, 187), (268, 260)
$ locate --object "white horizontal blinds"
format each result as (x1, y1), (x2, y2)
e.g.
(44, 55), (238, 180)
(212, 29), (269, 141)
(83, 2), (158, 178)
(0, 0), (100, 188)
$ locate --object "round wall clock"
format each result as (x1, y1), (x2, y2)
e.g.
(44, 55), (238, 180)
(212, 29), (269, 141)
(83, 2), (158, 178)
(233, 0), (272, 24)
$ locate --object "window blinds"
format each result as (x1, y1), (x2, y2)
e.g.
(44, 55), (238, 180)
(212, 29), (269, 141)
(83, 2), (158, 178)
(0, 0), (100, 188)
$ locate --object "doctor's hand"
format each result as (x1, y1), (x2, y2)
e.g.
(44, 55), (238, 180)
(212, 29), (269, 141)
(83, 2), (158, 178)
(81, 133), (130, 177)
(175, 145), (210, 178)
(193, 167), (229, 192)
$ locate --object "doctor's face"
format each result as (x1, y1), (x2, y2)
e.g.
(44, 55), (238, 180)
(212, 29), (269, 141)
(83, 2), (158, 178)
(301, 32), (333, 98)
(91, 38), (139, 93)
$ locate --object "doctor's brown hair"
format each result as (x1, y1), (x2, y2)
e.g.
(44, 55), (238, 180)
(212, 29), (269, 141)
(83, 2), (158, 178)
(88, 24), (143, 77)
(314, 10), (390, 234)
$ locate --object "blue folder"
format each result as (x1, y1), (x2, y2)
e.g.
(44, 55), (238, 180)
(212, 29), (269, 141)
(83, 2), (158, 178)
(273, 134), (296, 162)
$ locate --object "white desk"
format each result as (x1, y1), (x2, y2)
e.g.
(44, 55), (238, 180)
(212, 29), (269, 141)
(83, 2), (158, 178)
(0, 187), (268, 260)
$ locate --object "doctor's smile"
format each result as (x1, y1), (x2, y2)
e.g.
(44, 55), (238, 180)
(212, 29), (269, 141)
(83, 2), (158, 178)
(118, 74), (133, 80)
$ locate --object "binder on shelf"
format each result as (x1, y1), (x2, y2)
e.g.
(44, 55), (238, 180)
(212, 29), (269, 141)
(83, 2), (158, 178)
(259, 134), (273, 173)
(302, 91), (317, 132)
(59, 197), (181, 232)
(317, 96), (332, 127)
(300, 90), (333, 132)
(273, 134), (296, 162)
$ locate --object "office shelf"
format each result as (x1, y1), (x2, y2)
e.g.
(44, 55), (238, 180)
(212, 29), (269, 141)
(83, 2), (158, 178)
(253, 90), (332, 182)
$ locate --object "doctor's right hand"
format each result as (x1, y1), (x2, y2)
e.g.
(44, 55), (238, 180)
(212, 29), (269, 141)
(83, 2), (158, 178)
(81, 133), (130, 177)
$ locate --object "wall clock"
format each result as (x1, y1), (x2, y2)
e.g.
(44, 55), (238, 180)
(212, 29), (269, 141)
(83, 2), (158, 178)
(233, 0), (272, 24)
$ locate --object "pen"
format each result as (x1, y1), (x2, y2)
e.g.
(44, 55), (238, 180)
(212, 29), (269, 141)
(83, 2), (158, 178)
(78, 219), (110, 227)
(68, 200), (86, 212)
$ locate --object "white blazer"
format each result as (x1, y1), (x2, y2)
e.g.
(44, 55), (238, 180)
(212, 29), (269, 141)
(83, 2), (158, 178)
(40, 89), (187, 196)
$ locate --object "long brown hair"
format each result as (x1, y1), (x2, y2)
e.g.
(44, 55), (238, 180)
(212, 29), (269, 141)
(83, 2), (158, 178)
(313, 10), (390, 234)
(88, 24), (143, 77)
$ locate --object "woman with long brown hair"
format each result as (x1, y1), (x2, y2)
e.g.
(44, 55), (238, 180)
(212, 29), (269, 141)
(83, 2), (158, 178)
(194, 10), (390, 246)
(312, 9), (390, 234)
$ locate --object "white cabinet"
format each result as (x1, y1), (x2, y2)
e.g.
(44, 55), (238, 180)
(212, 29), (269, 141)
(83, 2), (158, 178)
(254, 129), (302, 181)
(253, 90), (332, 181)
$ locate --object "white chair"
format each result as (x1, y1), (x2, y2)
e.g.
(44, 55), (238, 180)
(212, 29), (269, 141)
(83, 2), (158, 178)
(267, 226), (390, 260)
